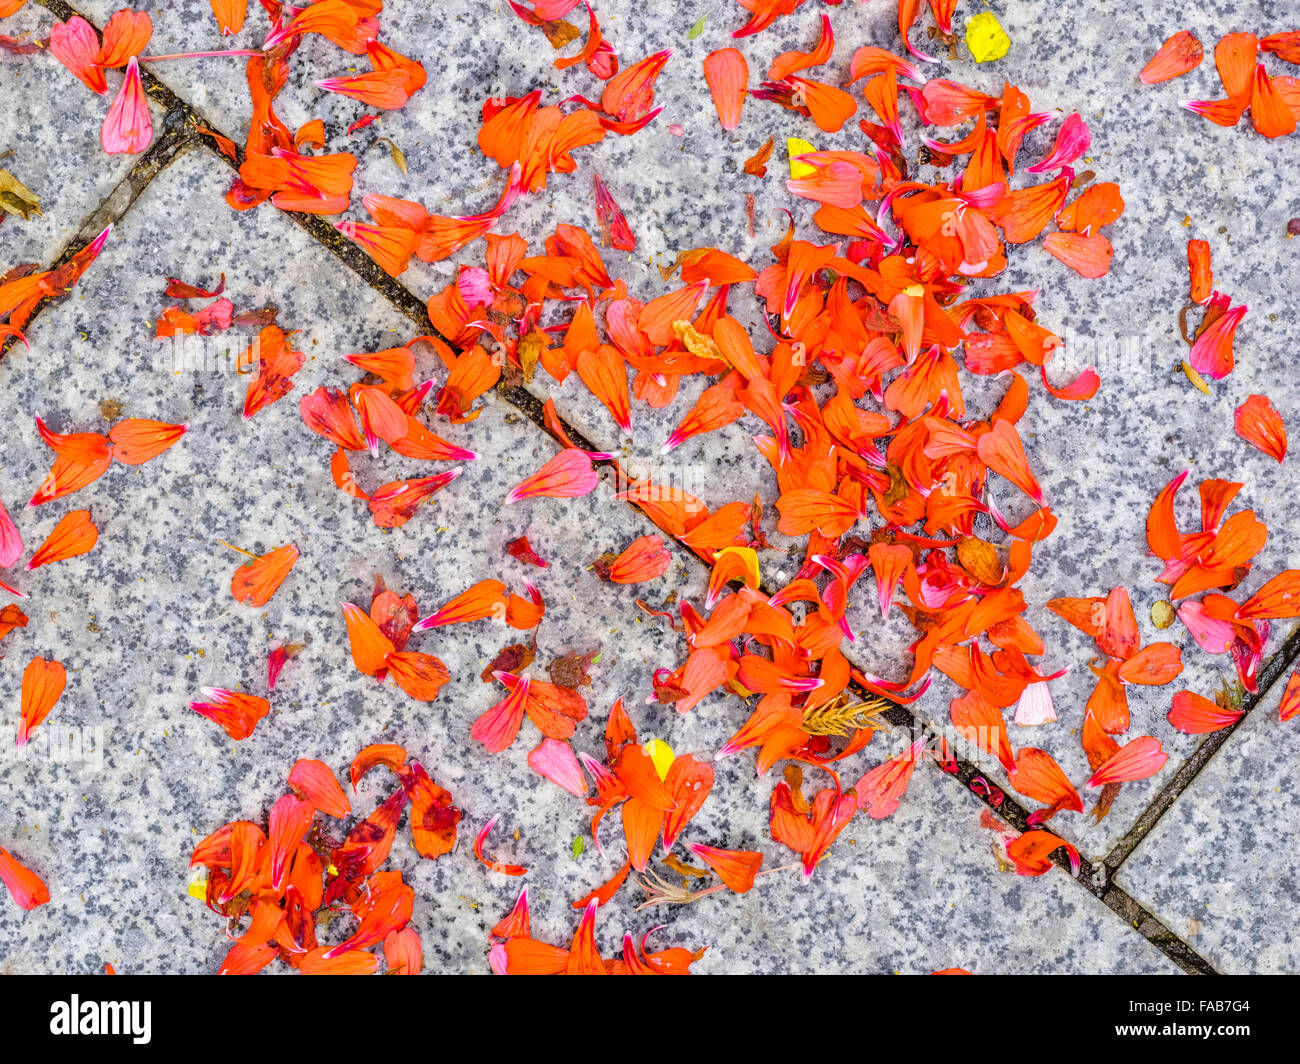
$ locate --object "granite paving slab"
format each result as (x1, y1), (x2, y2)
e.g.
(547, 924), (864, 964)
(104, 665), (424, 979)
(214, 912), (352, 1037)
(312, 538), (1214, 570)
(1, 2), (157, 267)
(3, 0), (1299, 974)
(1113, 664), (1300, 975)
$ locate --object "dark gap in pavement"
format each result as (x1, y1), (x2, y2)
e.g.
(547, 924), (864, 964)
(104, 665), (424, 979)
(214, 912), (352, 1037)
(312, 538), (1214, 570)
(18, 0), (1220, 975)
(1100, 621), (1300, 875)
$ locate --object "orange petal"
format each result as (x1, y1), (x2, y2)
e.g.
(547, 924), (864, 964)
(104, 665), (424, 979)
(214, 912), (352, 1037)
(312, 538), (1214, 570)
(1281, 670), (1300, 723)
(288, 759), (352, 818)
(415, 579), (507, 629)
(1117, 643), (1183, 685)
(1234, 394), (1287, 462)
(690, 844), (762, 893)
(0, 846), (50, 910)
(1236, 569), (1300, 620)
(1139, 30), (1203, 84)
(29, 417), (113, 507)
(1187, 238), (1213, 304)
(96, 9), (152, 67)
(385, 651), (450, 701)
(976, 418), (1043, 504)
(210, 0), (248, 35)
(1042, 232), (1113, 278)
(605, 535), (671, 584)
(18, 656), (66, 746)
(342, 602), (396, 675)
(1007, 747), (1083, 819)
(1251, 63), (1297, 138)
(1167, 690), (1242, 734)
(108, 418), (187, 465)
(703, 48), (747, 130)
(230, 544), (299, 607)
(621, 796), (664, 872)
(27, 510), (98, 570)
(576, 345), (632, 435)
(1215, 32), (1258, 99)
(188, 687), (269, 741)
(1086, 735), (1167, 787)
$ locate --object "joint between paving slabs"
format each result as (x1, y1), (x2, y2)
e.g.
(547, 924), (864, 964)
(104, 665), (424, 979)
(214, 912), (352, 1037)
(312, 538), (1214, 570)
(24, 0), (1223, 976)
(1100, 620), (1300, 876)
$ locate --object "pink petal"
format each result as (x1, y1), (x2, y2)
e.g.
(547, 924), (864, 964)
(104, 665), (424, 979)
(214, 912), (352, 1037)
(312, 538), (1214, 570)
(101, 58), (153, 155)
(1025, 113), (1091, 173)
(0, 498), (23, 569)
(526, 738), (588, 797)
(506, 449), (601, 503)
(1176, 600), (1234, 654)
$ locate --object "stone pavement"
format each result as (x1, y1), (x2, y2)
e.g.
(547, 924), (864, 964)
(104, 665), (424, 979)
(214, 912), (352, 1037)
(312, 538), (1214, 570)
(0, 0), (1296, 973)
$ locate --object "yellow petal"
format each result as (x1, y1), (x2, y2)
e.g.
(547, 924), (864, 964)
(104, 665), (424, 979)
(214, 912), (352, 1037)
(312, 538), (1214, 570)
(787, 137), (817, 179)
(641, 739), (675, 781)
(966, 12), (1011, 64)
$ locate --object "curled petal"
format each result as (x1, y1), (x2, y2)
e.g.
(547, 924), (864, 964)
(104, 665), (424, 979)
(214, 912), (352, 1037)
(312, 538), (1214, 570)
(474, 815), (528, 876)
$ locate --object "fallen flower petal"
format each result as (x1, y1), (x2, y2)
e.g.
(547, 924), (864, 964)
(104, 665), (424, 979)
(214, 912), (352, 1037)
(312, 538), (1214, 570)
(689, 843), (762, 893)
(27, 510), (98, 570)
(527, 738), (588, 796)
(18, 656), (66, 746)
(188, 687), (270, 741)
(1234, 394), (1287, 462)
(0, 498), (22, 569)
(1087, 735), (1168, 787)
(474, 815), (528, 876)
(230, 544), (299, 607)
(703, 47), (747, 130)
(1139, 30), (1203, 84)
(1167, 690), (1243, 734)
(107, 418), (187, 465)
(506, 448), (602, 503)
(288, 758), (352, 818)
(102, 58), (153, 156)
(0, 847), (50, 910)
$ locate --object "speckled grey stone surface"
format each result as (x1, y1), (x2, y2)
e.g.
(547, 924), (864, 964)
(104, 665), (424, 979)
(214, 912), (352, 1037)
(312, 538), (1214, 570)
(1114, 671), (1300, 974)
(2, 0), (1299, 973)
(0, 3), (151, 267)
